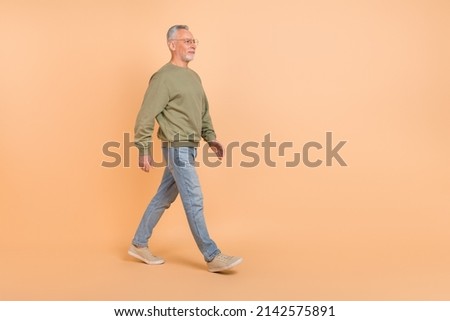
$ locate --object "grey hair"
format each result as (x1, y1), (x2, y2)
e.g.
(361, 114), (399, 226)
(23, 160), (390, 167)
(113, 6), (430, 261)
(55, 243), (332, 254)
(166, 25), (189, 41)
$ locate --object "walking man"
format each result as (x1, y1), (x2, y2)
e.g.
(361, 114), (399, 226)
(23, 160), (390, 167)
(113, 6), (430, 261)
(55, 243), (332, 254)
(128, 25), (243, 272)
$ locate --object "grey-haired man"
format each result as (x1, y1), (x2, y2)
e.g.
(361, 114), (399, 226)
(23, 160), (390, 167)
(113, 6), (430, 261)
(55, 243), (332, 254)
(128, 25), (243, 273)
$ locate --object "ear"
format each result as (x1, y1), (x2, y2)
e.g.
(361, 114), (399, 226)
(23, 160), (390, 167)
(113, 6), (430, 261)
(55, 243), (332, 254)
(168, 40), (176, 51)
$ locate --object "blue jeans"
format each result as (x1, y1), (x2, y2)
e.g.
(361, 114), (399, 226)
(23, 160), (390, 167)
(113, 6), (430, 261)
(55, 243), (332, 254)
(132, 147), (220, 262)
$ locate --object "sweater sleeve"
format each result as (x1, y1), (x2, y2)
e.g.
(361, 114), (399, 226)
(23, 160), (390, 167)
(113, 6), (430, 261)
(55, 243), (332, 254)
(134, 74), (169, 156)
(201, 94), (217, 142)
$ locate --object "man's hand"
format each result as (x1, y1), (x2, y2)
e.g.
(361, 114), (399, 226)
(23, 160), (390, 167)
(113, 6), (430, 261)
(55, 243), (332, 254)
(139, 154), (153, 172)
(208, 140), (224, 160)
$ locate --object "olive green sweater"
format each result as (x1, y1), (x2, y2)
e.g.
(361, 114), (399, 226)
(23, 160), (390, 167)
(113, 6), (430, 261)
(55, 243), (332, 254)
(134, 63), (217, 156)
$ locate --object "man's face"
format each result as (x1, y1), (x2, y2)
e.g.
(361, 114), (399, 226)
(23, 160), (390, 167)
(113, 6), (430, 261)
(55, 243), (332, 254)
(169, 29), (197, 63)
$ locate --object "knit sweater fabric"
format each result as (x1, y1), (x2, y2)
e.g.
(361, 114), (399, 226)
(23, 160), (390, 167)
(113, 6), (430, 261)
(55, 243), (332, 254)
(134, 63), (216, 156)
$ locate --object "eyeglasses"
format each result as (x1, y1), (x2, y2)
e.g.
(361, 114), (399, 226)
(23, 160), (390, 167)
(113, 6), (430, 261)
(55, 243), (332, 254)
(171, 38), (199, 46)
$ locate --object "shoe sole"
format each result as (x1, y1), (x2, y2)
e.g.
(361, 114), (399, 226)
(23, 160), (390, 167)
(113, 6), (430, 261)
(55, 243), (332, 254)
(128, 250), (165, 265)
(208, 257), (243, 273)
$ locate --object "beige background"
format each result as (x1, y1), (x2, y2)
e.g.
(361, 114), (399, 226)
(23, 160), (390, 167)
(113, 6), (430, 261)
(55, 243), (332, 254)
(1, 0), (449, 300)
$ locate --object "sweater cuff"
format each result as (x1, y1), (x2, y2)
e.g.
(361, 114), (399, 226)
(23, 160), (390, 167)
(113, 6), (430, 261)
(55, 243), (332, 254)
(203, 133), (217, 143)
(135, 142), (153, 157)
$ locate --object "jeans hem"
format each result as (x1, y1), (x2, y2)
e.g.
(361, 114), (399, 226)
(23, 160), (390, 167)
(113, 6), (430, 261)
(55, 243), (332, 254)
(205, 250), (221, 262)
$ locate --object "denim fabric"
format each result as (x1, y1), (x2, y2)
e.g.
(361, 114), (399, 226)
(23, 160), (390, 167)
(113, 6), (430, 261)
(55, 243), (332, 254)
(132, 147), (220, 262)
